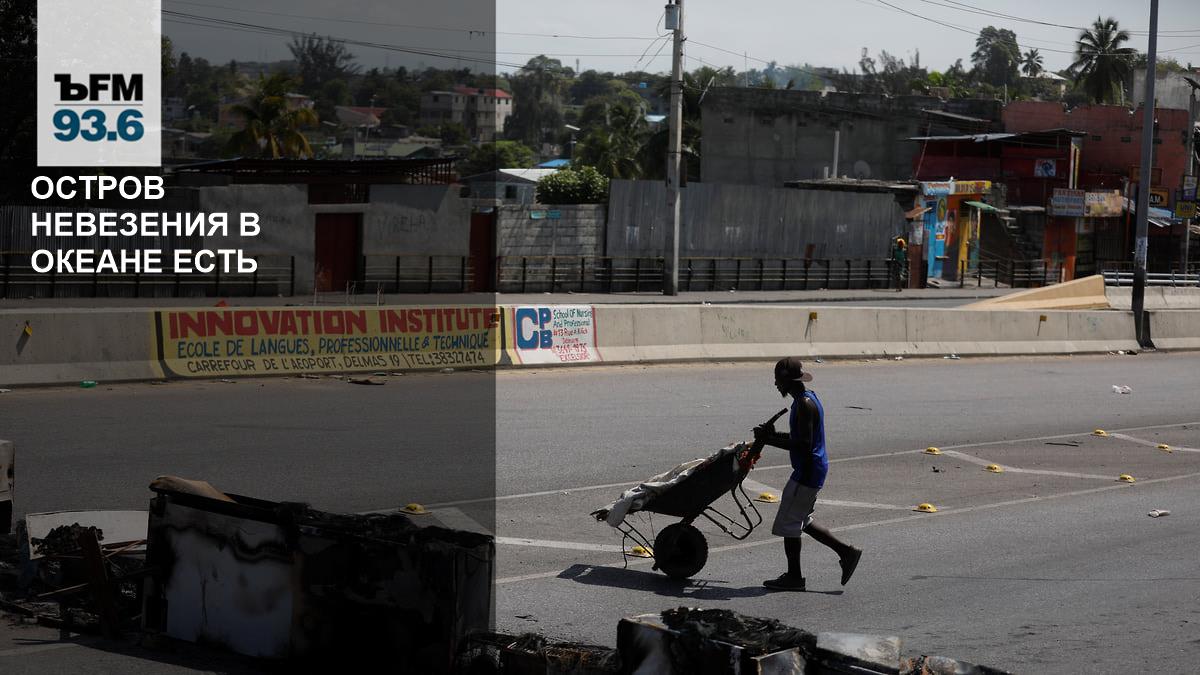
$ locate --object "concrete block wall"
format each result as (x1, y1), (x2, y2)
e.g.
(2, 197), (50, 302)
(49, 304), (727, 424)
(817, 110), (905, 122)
(196, 183), (470, 295)
(496, 204), (605, 259)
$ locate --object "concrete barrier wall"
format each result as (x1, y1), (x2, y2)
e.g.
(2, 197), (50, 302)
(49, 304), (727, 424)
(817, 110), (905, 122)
(1150, 311), (1200, 350)
(1, 308), (162, 386)
(593, 305), (1142, 363)
(5, 304), (1198, 387)
(1107, 287), (1200, 311)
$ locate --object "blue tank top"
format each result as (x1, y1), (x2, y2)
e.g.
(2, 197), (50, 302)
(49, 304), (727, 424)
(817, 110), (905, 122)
(789, 391), (828, 489)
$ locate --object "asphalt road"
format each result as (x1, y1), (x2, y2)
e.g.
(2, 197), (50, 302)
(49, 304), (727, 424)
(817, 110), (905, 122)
(3, 353), (1200, 672)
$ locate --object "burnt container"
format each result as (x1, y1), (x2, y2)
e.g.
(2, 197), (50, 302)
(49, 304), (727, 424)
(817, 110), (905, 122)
(142, 486), (494, 672)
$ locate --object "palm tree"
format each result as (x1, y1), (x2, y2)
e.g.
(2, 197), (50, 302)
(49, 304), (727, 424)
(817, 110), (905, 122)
(1070, 16), (1136, 104)
(574, 100), (646, 179)
(226, 73), (319, 158)
(1021, 49), (1044, 78)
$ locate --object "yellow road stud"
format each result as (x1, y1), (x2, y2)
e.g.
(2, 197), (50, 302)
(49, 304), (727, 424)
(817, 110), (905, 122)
(401, 503), (430, 515)
(924, 447), (942, 455)
(986, 464), (1004, 473)
(628, 545), (653, 558)
(1117, 474), (1135, 483)
(755, 492), (780, 503)
(914, 503), (938, 513)
(1157, 444), (1172, 452)
(1092, 429), (1108, 437)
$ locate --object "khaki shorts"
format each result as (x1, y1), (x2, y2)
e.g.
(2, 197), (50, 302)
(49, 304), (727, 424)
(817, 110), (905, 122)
(771, 478), (818, 537)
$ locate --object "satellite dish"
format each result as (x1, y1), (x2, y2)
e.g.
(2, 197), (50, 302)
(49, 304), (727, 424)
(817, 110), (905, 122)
(853, 160), (871, 179)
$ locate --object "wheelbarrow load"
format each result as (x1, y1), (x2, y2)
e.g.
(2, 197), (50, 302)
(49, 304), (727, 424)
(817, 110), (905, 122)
(591, 409), (787, 579)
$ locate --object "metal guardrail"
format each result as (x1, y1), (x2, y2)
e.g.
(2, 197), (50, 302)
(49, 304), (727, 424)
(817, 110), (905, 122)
(1102, 271), (1200, 287)
(495, 256), (904, 293)
(0, 252), (295, 299)
(969, 258), (1064, 289)
(360, 254), (474, 293)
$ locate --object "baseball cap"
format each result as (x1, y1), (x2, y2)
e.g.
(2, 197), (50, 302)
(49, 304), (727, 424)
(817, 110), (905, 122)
(774, 356), (813, 383)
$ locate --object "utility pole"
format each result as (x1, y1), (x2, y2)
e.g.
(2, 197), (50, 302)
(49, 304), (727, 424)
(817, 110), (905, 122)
(664, 0), (684, 295)
(1132, 0), (1158, 348)
(1182, 79), (1198, 275)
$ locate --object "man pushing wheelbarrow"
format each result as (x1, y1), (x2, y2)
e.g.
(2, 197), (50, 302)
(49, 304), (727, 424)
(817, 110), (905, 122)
(592, 357), (862, 590)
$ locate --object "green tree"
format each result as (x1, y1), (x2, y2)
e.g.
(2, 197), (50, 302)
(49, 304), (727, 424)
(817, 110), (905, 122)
(458, 140), (534, 176)
(288, 34), (359, 97)
(226, 73), (319, 158)
(535, 166), (609, 204)
(972, 26), (1021, 88)
(574, 100), (647, 179)
(505, 56), (571, 149)
(1021, 48), (1044, 78)
(162, 36), (176, 80)
(439, 122), (469, 145)
(1070, 16), (1135, 103)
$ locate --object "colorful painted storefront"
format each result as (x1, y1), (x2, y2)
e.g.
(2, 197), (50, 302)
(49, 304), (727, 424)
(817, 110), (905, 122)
(918, 181), (992, 281)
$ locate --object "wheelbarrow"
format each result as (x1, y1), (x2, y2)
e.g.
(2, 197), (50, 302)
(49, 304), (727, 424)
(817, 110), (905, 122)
(591, 408), (788, 579)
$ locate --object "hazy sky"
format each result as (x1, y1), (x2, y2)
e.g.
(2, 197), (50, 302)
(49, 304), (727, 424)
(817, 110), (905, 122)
(164, 0), (1200, 75)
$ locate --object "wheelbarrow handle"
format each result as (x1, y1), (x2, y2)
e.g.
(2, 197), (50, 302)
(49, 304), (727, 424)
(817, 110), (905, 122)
(743, 407), (790, 464)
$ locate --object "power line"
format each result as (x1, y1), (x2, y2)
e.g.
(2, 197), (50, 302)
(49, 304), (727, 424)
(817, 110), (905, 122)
(164, 0), (660, 41)
(164, 11), (529, 70)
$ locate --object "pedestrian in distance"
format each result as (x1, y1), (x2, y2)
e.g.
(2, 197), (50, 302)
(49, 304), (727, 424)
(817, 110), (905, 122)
(754, 357), (862, 592)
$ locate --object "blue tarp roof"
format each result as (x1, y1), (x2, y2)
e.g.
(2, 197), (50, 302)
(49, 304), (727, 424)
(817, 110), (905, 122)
(537, 158), (571, 168)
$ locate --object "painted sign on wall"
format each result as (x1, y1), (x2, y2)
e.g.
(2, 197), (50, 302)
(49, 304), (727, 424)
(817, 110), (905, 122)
(1050, 188), (1085, 217)
(154, 306), (501, 377)
(1084, 191), (1123, 218)
(508, 305), (600, 364)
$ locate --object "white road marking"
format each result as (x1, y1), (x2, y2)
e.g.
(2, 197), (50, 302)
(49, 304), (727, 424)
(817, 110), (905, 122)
(820, 499), (914, 511)
(942, 450), (1114, 481)
(432, 507), (494, 535)
(746, 475), (908, 511)
(404, 422), (1200, 511)
(1109, 433), (1200, 453)
(495, 537), (625, 553)
(495, 470), (1200, 585)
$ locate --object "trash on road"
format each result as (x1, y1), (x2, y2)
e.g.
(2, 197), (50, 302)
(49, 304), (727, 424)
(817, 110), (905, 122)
(348, 377), (384, 385)
(5, 509), (150, 636)
(462, 632), (620, 675)
(0, 389), (11, 394)
(440, 367), (456, 373)
(1112, 385), (1132, 394)
(619, 608), (816, 673)
(1148, 509), (1171, 518)
(297, 373), (320, 379)
(80, 380), (97, 388)
(943, 354), (960, 360)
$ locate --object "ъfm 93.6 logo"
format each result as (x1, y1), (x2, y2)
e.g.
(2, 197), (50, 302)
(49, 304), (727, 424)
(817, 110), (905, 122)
(51, 73), (144, 142)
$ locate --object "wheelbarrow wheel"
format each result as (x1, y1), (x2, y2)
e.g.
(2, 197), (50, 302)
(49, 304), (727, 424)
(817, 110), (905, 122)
(653, 523), (708, 579)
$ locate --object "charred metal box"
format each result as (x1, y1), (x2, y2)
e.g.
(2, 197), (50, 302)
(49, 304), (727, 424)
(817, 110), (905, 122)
(142, 487), (493, 672)
(617, 611), (809, 675)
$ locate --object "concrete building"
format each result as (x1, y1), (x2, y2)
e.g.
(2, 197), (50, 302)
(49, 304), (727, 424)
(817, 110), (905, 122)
(1132, 68), (1200, 112)
(419, 86), (513, 142)
(167, 158), (475, 294)
(462, 168), (559, 204)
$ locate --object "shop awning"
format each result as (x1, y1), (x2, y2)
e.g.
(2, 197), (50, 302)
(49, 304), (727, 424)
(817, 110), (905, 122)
(962, 200), (998, 212)
(1149, 218), (1173, 228)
